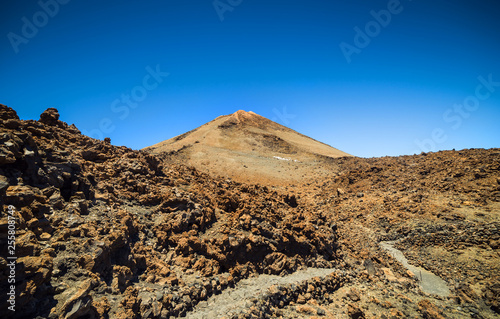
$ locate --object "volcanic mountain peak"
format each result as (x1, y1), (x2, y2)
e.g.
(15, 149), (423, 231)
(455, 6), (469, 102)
(144, 110), (351, 184)
(233, 109), (256, 118)
(216, 109), (279, 130)
(231, 110), (260, 123)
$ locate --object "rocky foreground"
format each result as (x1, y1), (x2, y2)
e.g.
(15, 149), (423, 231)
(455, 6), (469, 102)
(0, 104), (499, 318)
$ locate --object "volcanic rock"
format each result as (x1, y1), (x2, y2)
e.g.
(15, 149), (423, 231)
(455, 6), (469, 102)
(1, 103), (499, 319)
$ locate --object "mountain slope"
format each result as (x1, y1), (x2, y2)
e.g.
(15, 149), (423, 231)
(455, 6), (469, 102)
(0, 104), (340, 318)
(1, 104), (499, 318)
(143, 110), (352, 184)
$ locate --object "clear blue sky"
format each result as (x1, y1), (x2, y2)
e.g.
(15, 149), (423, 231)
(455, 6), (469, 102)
(1, 0), (499, 157)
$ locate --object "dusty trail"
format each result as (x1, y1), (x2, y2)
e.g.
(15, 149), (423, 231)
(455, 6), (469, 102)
(185, 268), (337, 319)
(380, 241), (450, 297)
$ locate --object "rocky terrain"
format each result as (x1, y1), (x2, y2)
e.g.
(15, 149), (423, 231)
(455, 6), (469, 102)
(0, 104), (499, 318)
(309, 151), (500, 318)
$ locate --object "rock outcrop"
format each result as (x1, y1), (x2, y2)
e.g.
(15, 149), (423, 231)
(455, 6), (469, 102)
(0, 104), (340, 318)
(1, 103), (499, 318)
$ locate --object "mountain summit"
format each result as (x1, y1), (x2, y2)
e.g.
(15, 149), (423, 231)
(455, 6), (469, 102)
(143, 110), (351, 184)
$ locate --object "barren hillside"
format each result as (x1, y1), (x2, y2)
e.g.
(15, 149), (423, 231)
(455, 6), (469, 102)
(1, 104), (499, 318)
(144, 110), (351, 184)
